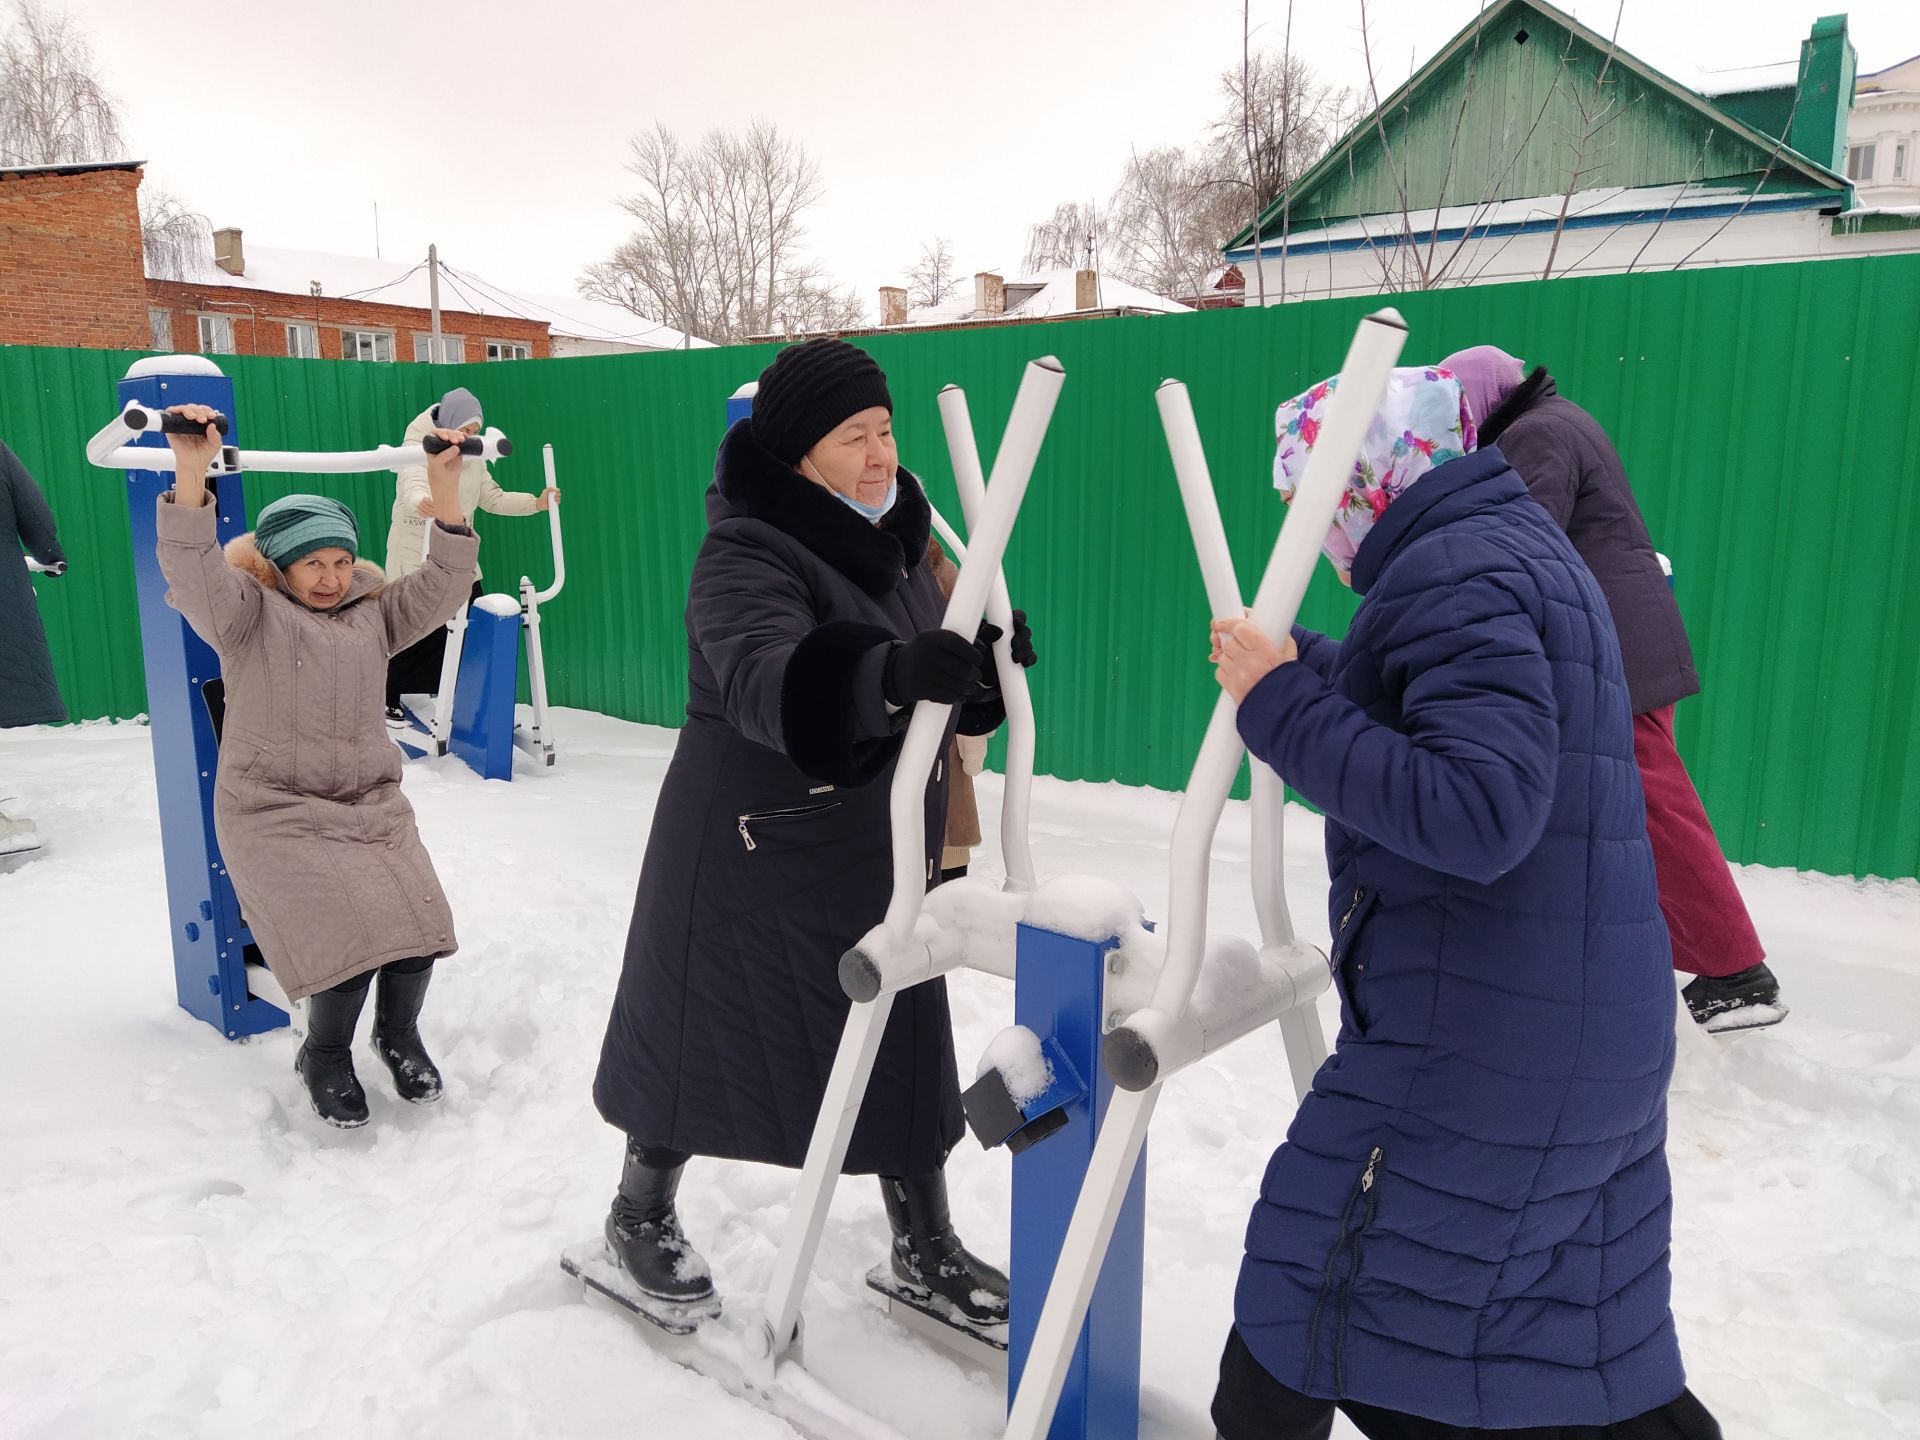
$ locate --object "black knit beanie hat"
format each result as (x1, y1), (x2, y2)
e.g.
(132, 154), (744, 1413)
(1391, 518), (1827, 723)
(750, 338), (893, 466)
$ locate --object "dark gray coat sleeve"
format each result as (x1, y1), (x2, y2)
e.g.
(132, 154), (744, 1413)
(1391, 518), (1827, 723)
(690, 526), (901, 786)
(4, 444), (65, 568)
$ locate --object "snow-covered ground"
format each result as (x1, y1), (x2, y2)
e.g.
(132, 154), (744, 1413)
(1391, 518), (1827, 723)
(2, 713), (1916, 1439)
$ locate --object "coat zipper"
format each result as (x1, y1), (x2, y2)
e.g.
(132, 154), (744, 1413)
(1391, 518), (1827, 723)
(737, 801), (842, 852)
(1304, 1144), (1383, 1394)
(1333, 1146), (1384, 1397)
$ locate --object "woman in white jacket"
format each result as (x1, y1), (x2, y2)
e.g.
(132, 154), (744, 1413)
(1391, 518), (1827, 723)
(382, 386), (558, 721)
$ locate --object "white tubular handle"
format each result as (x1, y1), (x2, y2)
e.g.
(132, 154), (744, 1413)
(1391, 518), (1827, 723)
(846, 356), (1064, 981)
(1155, 380), (1245, 619)
(1158, 376), (1297, 951)
(1003, 1086), (1160, 1440)
(25, 555), (63, 575)
(534, 443), (566, 605)
(84, 400), (148, 467)
(85, 403), (512, 474)
(936, 384), (1038, 894)
(1146, 308), (1405, 1022)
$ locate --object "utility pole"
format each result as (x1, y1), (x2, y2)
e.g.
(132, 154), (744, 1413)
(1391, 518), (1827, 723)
(428, 243), (443, 364)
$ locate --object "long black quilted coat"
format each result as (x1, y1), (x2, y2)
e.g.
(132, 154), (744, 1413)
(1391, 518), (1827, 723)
(593, 421), (996, 1175)
(1, 442), (68, 728)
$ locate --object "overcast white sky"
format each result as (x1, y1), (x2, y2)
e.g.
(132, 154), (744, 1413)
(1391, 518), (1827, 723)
(65, 0), (1919, 317)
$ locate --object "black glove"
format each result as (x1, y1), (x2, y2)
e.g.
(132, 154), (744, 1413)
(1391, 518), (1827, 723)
(972, 611), (1037, 680)
(1008, 609), (1036, 668)
(882, 628), (985, 707)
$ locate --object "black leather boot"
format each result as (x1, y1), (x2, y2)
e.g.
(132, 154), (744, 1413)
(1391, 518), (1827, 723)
(879, 1170), (1009, 1326)
(296, 981), (371, 1128)
(371, 960), (443, 1103)
(604, 1141), (720, 1321)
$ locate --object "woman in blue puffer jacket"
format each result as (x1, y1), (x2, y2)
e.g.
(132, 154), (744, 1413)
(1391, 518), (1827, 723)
(1206, 369), (1719, 1439)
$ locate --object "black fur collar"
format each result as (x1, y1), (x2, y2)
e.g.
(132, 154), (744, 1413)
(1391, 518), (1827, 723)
(708, 419), (932, 596)
(1477, 366), (1555, 448)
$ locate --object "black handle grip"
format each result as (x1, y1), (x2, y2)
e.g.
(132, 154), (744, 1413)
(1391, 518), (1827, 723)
(421, 433), (487, 457)
(157, 410), (230, 436)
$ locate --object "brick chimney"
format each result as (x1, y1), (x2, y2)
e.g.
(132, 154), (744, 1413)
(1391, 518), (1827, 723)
(1075, 269), (1100, 311)
(974, 271), (1005, 317)
(879, 285), (908, 326)
(213, 226), (244, 277)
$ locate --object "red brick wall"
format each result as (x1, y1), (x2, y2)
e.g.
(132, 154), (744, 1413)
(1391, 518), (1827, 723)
(143, 279), (551, 361)
(0, 163), (553, 360)
(0, 167), (149, 349)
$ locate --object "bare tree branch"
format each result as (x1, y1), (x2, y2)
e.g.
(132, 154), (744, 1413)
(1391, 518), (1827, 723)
(905, 238), (958, 307)
(0, 1), (125, 165)
(580, 119), (849, 343)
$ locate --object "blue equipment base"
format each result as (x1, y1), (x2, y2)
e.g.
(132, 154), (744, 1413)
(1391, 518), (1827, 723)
(448, 605), (522, 781)
(1008, 922), (1146, 1440)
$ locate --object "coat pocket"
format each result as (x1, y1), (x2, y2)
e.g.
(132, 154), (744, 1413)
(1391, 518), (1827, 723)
(734, 801), (845, 853)
(1329, 885), (1381, 1036)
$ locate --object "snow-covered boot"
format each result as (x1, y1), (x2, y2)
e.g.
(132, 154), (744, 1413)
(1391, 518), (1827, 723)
(879, 1170), (1009, 1327)
(603, 1141), (720, 1328)
(371, 960), (442, 1104)
(1684, 961), (1787, 1033)
(296, 981), (371, 1128)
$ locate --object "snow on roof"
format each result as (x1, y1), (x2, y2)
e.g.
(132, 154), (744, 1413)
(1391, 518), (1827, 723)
(904, 267), (1189, 327)
(159, 243), (709, 350)
(1233, 180), (1834, 253)
(1692, 59), (1800, 97)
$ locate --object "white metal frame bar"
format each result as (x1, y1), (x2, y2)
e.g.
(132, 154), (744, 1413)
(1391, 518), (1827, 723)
(513, 444), (566, 766)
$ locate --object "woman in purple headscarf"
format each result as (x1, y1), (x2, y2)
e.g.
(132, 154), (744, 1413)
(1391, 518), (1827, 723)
(1439, 345), (1784, 1033)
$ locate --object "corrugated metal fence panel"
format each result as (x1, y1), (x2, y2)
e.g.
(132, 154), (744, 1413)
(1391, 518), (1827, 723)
(6, 252), (1918, 878)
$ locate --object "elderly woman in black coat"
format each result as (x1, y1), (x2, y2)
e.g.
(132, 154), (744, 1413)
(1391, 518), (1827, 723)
(592, 339), (1035, 1331)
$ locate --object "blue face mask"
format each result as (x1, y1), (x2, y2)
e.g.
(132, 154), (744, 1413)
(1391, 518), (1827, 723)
(828, 477), (897, 522)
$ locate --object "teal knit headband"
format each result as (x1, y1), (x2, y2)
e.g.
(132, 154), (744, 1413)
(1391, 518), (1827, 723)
(254, 494), (359, 570)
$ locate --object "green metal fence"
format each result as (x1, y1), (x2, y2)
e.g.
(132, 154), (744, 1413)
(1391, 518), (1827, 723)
(7, 253), (1917, 879)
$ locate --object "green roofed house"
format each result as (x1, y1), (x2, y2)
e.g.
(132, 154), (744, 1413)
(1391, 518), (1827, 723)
(1223, 1), (1920, 304)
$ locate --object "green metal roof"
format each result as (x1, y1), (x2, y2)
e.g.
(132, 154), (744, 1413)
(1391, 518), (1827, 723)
(1229, 0), (1847, 251)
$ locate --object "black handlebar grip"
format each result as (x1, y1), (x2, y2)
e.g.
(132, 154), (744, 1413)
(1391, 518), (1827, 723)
(494, 437), (512, 458)
(421, 434), (488, 457)
(158, 410), (231, 437)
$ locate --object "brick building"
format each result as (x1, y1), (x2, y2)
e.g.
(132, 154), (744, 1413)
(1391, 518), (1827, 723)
(1, 160), (702, 358)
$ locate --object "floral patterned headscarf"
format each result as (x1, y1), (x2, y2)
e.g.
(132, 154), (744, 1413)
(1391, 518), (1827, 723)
(1272, 366), (1477, 576)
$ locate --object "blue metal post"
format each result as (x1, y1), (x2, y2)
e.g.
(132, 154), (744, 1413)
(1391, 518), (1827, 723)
(121, 361), (287, 1040)
(448, 606), (521, 781)
(1009, 923), (1146, 1440)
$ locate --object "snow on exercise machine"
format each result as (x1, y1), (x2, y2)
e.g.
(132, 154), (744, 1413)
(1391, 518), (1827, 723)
(1000, 307), (1408, 1440)
(82, 355), (512, 1040)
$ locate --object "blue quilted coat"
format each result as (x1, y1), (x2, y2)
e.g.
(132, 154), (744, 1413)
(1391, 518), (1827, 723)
(1231, 447), (1684, 1428)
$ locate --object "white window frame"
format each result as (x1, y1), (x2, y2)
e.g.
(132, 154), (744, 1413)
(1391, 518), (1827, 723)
(1846, 143), (1877, 181)
(413, 332), (466, 363)
(340, 328), (395, 363)
(485, 339), (532, 362)
(197, 313), (235, 355)
(149, 307), (173, 351)
(284, 321), (320, 359)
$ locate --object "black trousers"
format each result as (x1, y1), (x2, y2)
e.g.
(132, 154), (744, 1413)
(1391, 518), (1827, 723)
(1212, 1328), (1722, 1440)
(324, 953), (434, 994)
(385, 579), (483, 709)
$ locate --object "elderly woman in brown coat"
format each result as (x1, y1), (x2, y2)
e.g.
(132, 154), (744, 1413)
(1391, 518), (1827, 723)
(153, 403), (479, 1128)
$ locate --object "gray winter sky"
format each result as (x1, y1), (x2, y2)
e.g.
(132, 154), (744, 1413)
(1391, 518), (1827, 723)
(64, 0), (1920, 319)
